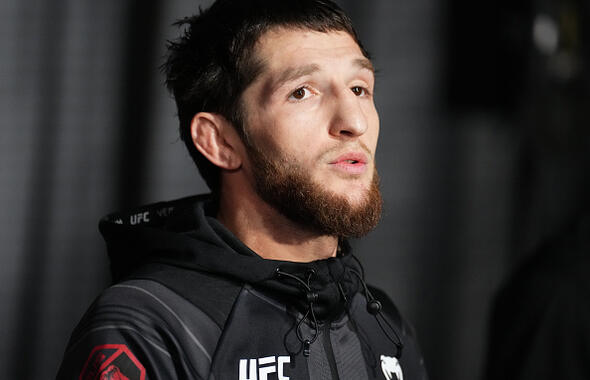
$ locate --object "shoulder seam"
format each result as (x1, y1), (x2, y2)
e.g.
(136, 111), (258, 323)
(112, 283), (214, 362)
(66, 323), (170, 357)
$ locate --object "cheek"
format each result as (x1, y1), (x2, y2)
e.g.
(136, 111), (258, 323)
(365, 109), (380, 151)
(270, 116), (326, 155)
(373, 117), (380, 147)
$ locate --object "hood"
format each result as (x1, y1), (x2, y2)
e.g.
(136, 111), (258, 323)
(98, 194), (366, 321)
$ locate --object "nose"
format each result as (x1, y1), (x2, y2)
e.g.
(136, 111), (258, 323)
(328, 90), (368, 138)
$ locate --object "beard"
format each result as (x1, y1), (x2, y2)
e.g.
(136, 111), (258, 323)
(244, 141), (383, 238)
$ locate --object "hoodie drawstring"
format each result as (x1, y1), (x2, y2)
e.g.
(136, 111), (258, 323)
(275, 268), (319, 357)
(276, 258), (404, 360)
(348, 262), (404, 359)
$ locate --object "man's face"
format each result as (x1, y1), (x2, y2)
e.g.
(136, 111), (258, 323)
(239, 28), (382, 237)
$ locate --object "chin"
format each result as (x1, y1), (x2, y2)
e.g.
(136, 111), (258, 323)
(330, 185), (370, 205)
(345, 192), (370, 207)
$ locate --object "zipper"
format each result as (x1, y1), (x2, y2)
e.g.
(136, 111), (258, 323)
(322, 323), (340, 380)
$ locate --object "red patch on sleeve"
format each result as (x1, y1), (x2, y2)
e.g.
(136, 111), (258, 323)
(79, 344), (145, 380)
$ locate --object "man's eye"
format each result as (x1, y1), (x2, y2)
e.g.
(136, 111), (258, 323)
(289, 87), (311, 101)
(351, 86), (367, 96)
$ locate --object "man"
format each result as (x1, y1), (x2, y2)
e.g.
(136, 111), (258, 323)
(57, 1), (428, 379)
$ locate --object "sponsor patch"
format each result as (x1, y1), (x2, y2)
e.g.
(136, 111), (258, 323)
(80, 344), (145, 380)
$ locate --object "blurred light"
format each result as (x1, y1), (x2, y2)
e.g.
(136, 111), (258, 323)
(533, 14), (559, 55)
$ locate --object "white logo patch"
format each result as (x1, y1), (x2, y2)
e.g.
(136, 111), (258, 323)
(380, 355), (403, 380)
(239, 355), (290, 380)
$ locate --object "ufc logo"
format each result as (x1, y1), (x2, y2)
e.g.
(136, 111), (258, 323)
(239, 355), (290, 380)
(129, 211), (150, 225)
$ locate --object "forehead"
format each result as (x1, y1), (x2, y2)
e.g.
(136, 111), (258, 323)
(252, 28), (368, 73)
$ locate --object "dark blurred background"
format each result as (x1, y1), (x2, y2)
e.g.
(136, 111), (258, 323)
(0, 0), (588, 379)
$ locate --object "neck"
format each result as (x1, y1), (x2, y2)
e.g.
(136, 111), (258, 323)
(216, 185), (338, 263)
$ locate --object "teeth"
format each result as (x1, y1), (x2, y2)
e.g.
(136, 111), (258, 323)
(346, 159), (357, 164)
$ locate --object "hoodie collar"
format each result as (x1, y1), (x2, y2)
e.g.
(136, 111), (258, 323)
(99, 194), (364, 320)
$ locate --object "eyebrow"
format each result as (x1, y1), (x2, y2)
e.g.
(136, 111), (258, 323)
(354, 58), (375, 73)
(272, 57), (375, 90)
(274, 63), (321, 89)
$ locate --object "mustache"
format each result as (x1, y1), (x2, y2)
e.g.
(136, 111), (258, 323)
(245, 135), (374, 164)
(318, 142), (373, 162)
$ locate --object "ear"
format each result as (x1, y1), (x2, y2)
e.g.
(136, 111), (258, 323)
(190, 112), (243, 170)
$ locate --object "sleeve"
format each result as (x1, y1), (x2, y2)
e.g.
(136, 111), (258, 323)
(55, 280), (213, 380)
(55, 320), (175, 380)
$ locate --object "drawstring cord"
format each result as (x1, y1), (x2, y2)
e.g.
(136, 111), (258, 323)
(276, 256), (404, 359)
(349, 258), (404, 358)
(275, 268), (319, 357)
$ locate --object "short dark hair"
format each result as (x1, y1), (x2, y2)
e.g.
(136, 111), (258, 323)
(163, 0), (368, 193)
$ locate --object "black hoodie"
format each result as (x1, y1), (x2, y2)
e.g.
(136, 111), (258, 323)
(56, 194), (428, 380)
